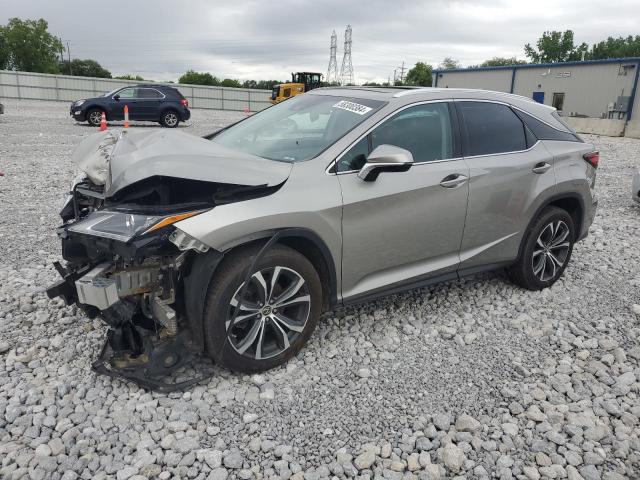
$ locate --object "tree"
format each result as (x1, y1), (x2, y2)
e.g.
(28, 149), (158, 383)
(480, 57), (527, 67)
(220, 78), (242, 88)
(590, 35), (640, 59)
(0, 18), (63, 73)
(524, 30), (588, 63)
(59, 59), (111, 78)
(438, 57), (460, 70)
(178, 70), (219, 86)
(404, 62), (433, 86)
(116, 74), (145, 81)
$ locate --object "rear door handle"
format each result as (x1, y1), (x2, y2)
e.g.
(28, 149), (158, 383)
(439, 173), (468, 188)
(532, 162), (552, 174)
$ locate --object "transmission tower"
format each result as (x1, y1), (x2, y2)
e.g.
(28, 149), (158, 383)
(326, 30), (338, 84)
(339, 25), (354, 85)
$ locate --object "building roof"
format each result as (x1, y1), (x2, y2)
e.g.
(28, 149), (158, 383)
(434, 57), (640, 74)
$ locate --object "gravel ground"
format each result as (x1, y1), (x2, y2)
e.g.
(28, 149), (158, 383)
(0, 100), (639, 480)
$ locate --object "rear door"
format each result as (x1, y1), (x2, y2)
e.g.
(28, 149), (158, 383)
(136, 87), (166, 119)
(337, 101), (470, 301)
(455, 100), (556, 271)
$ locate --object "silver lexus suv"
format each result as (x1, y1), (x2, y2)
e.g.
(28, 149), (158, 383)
(48, 87), (598, 380)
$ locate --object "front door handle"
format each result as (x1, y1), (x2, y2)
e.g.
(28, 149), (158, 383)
(532, 162), (552, 174)
(439, 174), (468, 188)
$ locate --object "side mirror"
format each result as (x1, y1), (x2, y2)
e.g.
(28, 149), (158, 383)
(113, 94), (120, 101)
(357, 144), (413, 182)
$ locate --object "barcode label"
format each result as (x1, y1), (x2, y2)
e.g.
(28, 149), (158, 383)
(332, 100), (373, 115)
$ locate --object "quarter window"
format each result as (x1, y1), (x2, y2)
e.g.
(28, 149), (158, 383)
(337, 102), (454, 172)
(459, 102), (527, 156)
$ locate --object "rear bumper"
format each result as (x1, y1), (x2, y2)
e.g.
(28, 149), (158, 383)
(180, 108), (191, 121)
(578, 197), (598, 241)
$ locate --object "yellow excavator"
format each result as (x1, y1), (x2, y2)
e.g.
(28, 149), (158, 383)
(270, 72), (323, 104)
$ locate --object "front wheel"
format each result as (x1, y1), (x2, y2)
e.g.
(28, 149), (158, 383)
(160, 110), (179, 128)
(86, 108), (104, 127)
(203, 244), (322, 372)
(509, 207), (575, 290)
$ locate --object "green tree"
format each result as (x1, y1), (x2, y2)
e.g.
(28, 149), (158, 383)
(480, 57), (527, 67)
(439, 57), (460, 70)
(590, 35), (640, 59)
(524, 30), (588, 63)
(220, 78), (242, 88)
(256, 80), (282, 90)
(178, 70), (219, 86)
(404, 62), (433, 86)
(59, 59), (111, 78)
(1, 18), (63, 73)
(116, 74), (145, 81)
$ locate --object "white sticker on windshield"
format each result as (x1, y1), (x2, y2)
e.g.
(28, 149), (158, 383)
(332, 100), (372, 115)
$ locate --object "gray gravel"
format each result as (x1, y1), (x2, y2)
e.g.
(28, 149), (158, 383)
(1, 100), (639, 479)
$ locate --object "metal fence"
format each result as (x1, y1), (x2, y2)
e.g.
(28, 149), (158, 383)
(0, 70), (272, 112)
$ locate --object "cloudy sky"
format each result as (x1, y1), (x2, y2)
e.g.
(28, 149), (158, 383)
(1, 0), (637, 83)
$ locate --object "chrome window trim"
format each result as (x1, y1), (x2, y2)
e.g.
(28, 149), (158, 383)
(325, 99), (456, 175)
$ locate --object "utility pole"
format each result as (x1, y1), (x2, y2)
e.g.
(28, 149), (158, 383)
(326, 30), (338, 84)
(393, 69), (397, 85)
(66, 41), (73, 75)
(339, 25), (354, 85)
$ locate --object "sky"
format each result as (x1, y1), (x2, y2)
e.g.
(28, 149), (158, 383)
(1, 0), (638, 84)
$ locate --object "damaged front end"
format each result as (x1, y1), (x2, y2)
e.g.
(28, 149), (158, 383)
(48, 204), (219, 391)
(47, 130), (288, 391)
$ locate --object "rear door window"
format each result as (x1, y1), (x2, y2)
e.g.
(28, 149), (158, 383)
(138, 88), (164, 99)
(458, 102), (527, 156)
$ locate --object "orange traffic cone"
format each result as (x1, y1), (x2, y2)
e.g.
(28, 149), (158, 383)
(124, 104), (129, 129)
(99, 112), (107, 131)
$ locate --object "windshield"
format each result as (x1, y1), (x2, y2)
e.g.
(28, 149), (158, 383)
(211, 94), (386, 162)
(103, 89), (120, 97)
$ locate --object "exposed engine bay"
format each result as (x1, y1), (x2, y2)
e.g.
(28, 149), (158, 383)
(47, 129), (287, 391)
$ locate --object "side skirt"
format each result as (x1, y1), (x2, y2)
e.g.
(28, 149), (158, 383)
(341, 261), (513, 308)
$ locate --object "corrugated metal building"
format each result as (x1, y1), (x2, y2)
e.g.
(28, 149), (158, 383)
(433, 58), (640, 137)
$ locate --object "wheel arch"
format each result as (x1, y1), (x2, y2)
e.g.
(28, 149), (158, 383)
(182, 228), (338, 352)
(516, 192), (585, 261)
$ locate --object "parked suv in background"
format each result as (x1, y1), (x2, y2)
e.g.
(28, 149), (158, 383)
(49, 87), (598, 377)
(70, 84), (190, 128)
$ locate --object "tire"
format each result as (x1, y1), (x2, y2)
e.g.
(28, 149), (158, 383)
(508, 206), (575, 290)
(160, 110), (179, 128)
(86, 108), (104, 127)
(203, 244), (322, 372)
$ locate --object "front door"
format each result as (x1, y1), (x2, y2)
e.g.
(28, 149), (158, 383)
(455, 100), (556, 270)
(110, 87), (139, 120)
(337, 102), (469, 301)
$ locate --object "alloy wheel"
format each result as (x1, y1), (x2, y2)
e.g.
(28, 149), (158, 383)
(164, 112), (178, 127)
(532, 220), (571, 282)
(89, 111), (103, 125)
(226, 266), (311, 360)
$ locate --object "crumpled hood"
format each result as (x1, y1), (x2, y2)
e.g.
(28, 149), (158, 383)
(73, 129), (293, 197)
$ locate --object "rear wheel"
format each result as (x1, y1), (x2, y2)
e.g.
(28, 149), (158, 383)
(160, 110), (179, 128)
(87, 108), (104, 127)
(509, 207), (575, 290)
(203, 244), (322, 372)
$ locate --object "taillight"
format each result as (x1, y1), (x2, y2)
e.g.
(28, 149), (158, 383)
(181, 99), (189, 107)
(583, 151), (599, 168)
